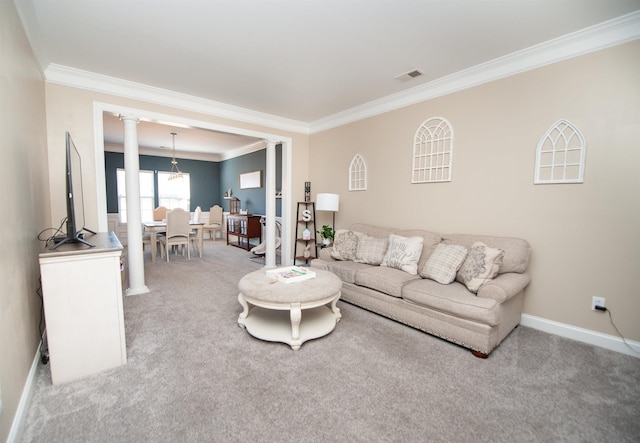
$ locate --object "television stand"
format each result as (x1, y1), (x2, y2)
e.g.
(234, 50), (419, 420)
(39, 232), (127, 384)
(50, 227), (97, 250)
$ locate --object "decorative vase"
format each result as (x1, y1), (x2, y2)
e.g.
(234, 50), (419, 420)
(323, 238), (331, 246)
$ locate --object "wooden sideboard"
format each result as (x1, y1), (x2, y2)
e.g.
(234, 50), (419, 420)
(227, 214), (261, 251)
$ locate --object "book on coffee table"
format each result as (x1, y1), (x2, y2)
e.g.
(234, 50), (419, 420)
(266, 266), (316, 284)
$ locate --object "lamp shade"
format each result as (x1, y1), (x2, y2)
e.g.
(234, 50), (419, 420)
(316, 193), (339, 212)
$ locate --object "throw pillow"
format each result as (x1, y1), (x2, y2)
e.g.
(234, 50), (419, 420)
(354, 234), (389, 265)
(456, 242), (505, 293)
(420, 243), (468, 284)
(330, 230), (359, 261)
(380, 234), (424, 275)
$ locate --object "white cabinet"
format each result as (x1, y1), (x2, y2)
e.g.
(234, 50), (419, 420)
(39, 232), (127, 384)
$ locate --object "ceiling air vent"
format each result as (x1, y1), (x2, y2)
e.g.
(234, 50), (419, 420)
(394, 69), (423, 82)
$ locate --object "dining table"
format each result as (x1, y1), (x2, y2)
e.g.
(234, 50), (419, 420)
(144, 221), (204, 264)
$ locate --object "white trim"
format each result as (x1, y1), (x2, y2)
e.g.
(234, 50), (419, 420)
(47, 64), (309, 135)
(520, 314), (640, 358)
(41, 12), (640, 135)
(7, 341), (42, 443)
(219, 140), (266, 161)
(310, 11), (640, 133)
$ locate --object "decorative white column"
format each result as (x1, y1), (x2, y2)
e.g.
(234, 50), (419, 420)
(120, 115), (149, 295)
(264, 140), (277, 268)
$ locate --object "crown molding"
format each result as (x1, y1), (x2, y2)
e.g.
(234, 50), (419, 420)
(44, 64), (311, 135)
(42, 11), (640, 136)
(219, 140), (267, 161)
(309, 10), (640, 133)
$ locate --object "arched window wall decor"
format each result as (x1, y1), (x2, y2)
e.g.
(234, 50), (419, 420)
(534, 119), (586, 184)
(349, 154), (367, 191)
(412, 117), (453, 183)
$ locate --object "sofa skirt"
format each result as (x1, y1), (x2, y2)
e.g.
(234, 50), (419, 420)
(339, 281), (524, 355)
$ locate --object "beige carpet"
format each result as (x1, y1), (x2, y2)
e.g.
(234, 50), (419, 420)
(20, 240), (640, 442)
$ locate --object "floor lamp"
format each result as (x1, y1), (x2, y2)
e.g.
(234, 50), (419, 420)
(316, 193), (340, 235)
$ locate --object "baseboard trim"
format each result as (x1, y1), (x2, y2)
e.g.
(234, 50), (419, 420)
(7, 341), (42, 443)
(520, 314), (640, 358)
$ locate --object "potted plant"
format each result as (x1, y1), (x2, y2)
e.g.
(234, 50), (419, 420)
(317, 225), (335, 246)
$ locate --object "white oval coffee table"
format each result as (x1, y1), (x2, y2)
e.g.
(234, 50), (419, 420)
(237, 269), (342, 350)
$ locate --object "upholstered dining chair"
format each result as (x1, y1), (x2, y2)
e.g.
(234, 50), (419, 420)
(159, 208), (191, 262)
(203, 205), (223, 240)
(189, 206), (202, 253)
(153, 206), (169, 221)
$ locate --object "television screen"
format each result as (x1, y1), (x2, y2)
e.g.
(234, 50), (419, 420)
(50, 132), (95, 249)
(68, 133), (86, 237)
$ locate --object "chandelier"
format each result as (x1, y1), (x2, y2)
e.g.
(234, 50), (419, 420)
(169, 132), (183, 181)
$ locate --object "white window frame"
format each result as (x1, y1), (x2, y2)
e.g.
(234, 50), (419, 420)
(157, 171), (191, 211)
(534, 119), (586, 184)
(412, 117), (453, 183)
(349, 154), (367, 191)
(116, 169), (155, 223)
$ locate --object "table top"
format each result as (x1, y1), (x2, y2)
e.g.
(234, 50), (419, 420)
(238, 269), (342, 304)
(144, 221), (204, 228)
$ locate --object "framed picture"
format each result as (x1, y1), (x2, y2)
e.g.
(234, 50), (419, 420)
(239, 170), (262, 189)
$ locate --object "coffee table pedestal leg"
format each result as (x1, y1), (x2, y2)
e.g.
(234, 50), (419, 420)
(238, 293), (249, 327)
(331, 296), (342, 322)
(290, 303), (302, 350)
(237, 293), (341, 350)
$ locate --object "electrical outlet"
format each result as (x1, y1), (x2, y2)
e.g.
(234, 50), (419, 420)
(591, 296), (606, 311)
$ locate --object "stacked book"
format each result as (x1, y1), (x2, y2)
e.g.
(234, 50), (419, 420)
(266, 266), (316, 284)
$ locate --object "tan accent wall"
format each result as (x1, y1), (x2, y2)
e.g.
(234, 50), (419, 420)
(309, 40), (640, 341)
(0, 2), (51, 439)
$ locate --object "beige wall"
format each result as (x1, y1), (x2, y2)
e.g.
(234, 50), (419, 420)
(309, 40), (640, 342)
(0, 1), (50, 439)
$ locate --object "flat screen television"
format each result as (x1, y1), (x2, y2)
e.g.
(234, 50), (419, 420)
(50, 132), (96, 249)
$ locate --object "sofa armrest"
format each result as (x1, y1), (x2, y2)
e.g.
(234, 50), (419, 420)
(318, 247), (336, 261)
(477, 273), (531, 303)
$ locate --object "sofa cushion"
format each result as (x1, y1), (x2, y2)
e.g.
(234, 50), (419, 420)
(456, 242), (505, 293)
(330, 229), (359, 261)
(380, 234), (424, 275)
(322, 260), (373, 284)
(402, 279), (499, 325)
(354, 234), (389, 265)
(355, 266), (421, 298)
(420, 243), (468, 284)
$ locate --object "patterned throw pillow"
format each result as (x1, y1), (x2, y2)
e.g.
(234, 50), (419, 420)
(354, 234), (389, 265)
(380, 234), (424, 275)
(456, 242), (505, 293)
(330, 230), (359, 261)
(420, 243), (468, 284)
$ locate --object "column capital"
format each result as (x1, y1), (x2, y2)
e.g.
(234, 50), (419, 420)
(119, 114), (140, 123)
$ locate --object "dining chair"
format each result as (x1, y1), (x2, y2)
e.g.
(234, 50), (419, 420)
(159, 208), (191, 262)
(203, 205), (223, 240)
(189, 206), (202, 253)
(153, 206), (169, 221)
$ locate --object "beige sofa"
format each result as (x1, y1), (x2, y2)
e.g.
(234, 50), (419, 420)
(310, 223), (531, 357)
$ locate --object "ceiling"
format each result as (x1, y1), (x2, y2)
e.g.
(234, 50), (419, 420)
(15, 0), (640, 158)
